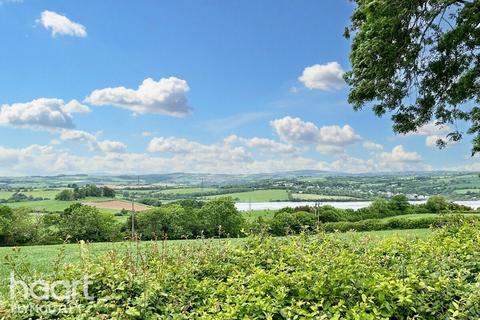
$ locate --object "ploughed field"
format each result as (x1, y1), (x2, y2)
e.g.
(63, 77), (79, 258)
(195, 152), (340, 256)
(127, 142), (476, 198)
(81, 199), (150, 211)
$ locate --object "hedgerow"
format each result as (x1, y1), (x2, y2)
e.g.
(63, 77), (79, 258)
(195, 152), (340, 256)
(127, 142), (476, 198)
(5, 219), (480, 319)
(319, 215), (480, 233)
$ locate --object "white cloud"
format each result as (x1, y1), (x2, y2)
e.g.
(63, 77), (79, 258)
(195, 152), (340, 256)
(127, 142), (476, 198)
(425, 135), (442, 148)
(60, 99), (90, 114)
(376, 145), (422, 163)
(414, 122), (451, 136)
(38, 10), (87, 38)
(0, 142), (430, 176)
(97, 140), (127, 153)
(224, 135), (296, 154)
(363, 141), (384, 151)
(148, 136), (250, 162)
(85, 77), (191, 117)
(316, 144), (345, 155)
(406, 121), (457, 148)
(298, 62), (345, 91)
(318, 124), (361, 145)
(59, 129), (127, 153)
(270, 116), (362, 155)
(270, 116), (319, 144)
(0, 98), (74, 130)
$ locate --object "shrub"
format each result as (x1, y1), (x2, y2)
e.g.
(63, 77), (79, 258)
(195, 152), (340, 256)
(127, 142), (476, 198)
(425, 195), (449, 213)
(9, 221), (480, 319)
(45, 204), (121, 242)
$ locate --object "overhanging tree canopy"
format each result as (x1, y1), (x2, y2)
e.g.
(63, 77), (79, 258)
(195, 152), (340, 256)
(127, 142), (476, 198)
(345, 0), (479, 153)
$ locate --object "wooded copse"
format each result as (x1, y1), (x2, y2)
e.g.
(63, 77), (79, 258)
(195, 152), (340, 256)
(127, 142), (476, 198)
(55, 184), (116, 201)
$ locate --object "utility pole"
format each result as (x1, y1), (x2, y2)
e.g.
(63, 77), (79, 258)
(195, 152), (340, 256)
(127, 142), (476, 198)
(131, 195), (136, 240)
(314, 200), (321, 227)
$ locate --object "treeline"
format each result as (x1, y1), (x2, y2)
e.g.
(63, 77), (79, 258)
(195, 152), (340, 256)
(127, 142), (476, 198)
(247, 195), (477, 236)
(0, 204), (119, 246)
(55, 184), (116, 201)
(0, 192), (46, 203)
(1, 195), (477, 246)
(0, 198), (243, 246)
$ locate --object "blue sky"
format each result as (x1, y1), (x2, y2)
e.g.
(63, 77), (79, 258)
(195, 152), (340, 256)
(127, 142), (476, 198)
(0, 0), (477, 175)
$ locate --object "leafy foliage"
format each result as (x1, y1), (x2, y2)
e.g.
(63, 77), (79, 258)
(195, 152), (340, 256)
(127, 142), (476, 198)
(44, 204), (121, 243)
(346, 0), (480, 152)
(55, 185), (116, 201)
(8, 220), (480, 319)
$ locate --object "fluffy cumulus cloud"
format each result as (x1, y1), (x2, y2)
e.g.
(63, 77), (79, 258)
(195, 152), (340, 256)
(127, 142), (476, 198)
(0, 98), (75, 130)
(318, 124), (361, 145)
(38, 10), (87, 37)
(60, 99), (90, 114)
(270, 117), (319, 144)
(0, 141), (431, 176)
(148, 136), (250, 162)
(85, 77), (191, 117)
(363, 141), (384, 151)
(376, 145), (422, 163)
(0, 144), (75, 174)
(97, 140), (128, 153)
(224, 135), (296, 154)
(298, 62), (345, 91)
(407, 121), (456, 148)
(59, 129), (127, 153)
(270, 116), (361, 155)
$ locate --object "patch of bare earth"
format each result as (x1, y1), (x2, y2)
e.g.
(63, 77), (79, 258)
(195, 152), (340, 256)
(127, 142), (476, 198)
(81, 200), (150, 211)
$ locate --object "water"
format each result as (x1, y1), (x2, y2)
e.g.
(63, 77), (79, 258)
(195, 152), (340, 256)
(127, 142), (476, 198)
(235, 200), (480, 211)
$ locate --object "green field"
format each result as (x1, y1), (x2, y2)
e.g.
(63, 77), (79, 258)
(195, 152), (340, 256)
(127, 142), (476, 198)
(0, 188), (62, 200)
(160, 187), (218, 195)
(5, 197), (118, 213)
(208, 189), (289, 202)
(291, 193), (356, 200)
(241, 209), (276, 221)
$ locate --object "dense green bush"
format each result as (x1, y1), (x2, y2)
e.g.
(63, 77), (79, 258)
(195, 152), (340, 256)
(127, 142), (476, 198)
(130, 197), (245, 240)
(269, 211), (316, 236)
(8, 220), (480, 319)
(0, 206), (38, 245)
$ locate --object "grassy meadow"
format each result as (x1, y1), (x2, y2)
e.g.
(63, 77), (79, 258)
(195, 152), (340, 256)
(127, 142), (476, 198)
(0, 189), (60, 199)
(207, 189), (290, 202)
(5, 197), (118, 213)
(159, 187), (218, 194)
(291, 193), (356, 200)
